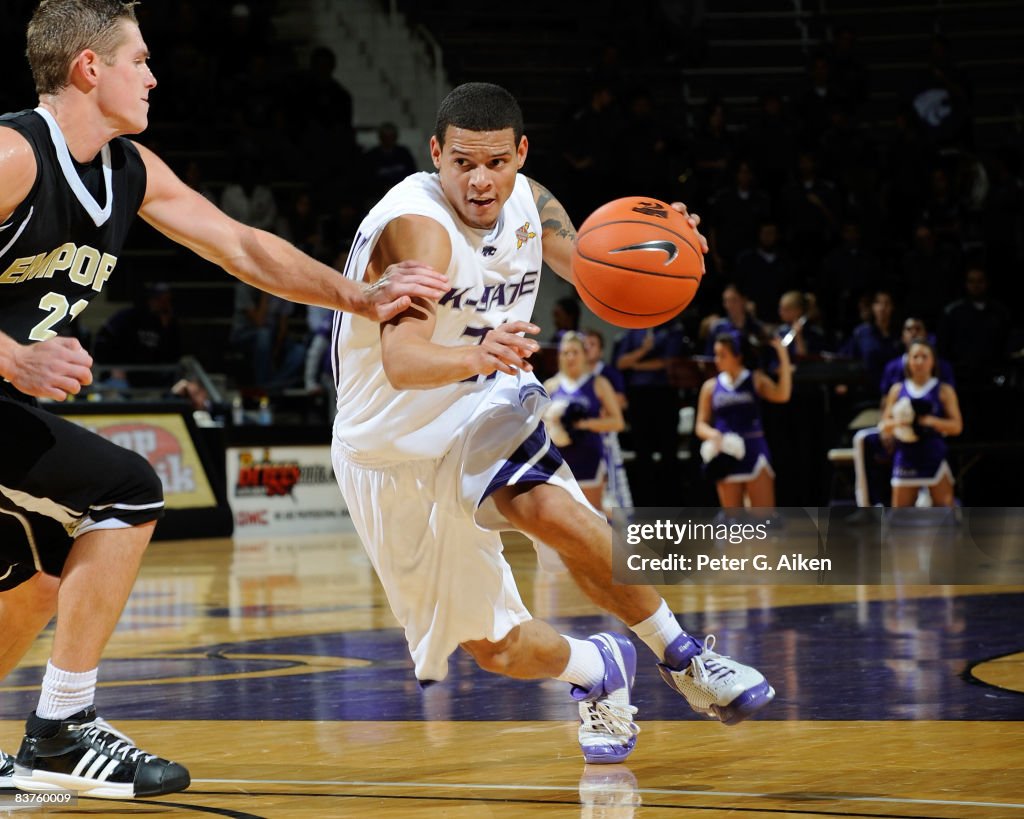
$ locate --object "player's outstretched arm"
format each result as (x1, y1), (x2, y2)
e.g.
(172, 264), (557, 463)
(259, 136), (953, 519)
(376, 215), (540, 389)
(134, 144), (447, 321)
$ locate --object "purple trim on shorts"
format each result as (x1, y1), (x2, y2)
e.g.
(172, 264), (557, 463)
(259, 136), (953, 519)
(482, 423), (565, 503)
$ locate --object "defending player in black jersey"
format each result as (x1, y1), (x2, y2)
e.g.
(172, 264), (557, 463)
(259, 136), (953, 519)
(0, 0), (447, 800)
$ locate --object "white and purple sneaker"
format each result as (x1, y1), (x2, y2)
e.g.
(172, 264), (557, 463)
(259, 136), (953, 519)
(1, 749), (14, 789)
(571, 633), (639, 764)
(658, 633), (775, 725)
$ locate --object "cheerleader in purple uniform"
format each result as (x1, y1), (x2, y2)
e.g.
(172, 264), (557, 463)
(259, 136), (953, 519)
(544, 332), (625, 511)
(695, 332), (792, 507)
(879, 340), (963, 507)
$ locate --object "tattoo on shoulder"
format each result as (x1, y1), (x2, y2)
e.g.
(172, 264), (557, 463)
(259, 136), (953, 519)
(528, 178), (576, 242)
(528, 177), (553, 212)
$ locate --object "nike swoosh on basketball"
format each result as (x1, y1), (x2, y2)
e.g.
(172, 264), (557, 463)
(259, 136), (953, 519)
(609, 240), (678, 265)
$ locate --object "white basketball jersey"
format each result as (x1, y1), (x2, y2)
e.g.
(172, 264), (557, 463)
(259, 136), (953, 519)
(332, 172), (544, 463)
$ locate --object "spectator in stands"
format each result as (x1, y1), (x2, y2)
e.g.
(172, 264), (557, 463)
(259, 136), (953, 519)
(733, 221), (797, 324)
(829, 26), (869, 113)
(218, 3), (272, 92)
(220, 154), (278, 234)
(295, 46), (358, 210)
(708, 159), (772, 276)
(775, 290), (828, 361)
(938, 265), (1010, 379)
(581, 328), (633, 509)
(275, 189), (326, 259)
(704, 283), (766, 354)
(817, 218), (883, 335)
(182, 158), (217, 204)
(690, 98), (736, 207)
(557, 80), (618, 223)
(582, 329), (626, 404)
(819, 105), (879, 234)
(881, 108), (934, 244)
(742, 90), (796, 202)
(615, 321), (686, 500)
(898, 223), (961, 329)
(839, 289), (902, 394)
(229, 283), (306, 390)
(551, 295), (581, 344)
(879, 340), (963, 507)
(879, 316), (954, 396)
(795, 51), (840, 146)
(611, 88), (681, 204)
(982, 146), (1024, 279)
(695, 331), (792, 507)
(362, 122), (418, 205)
(780, 150), (840, 285)
(918, 165), (964, 250)
(93, 283), (182, 389)
(908, 33), (974, 151)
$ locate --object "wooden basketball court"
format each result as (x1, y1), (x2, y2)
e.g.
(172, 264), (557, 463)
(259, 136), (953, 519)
(2, 532), (1022, 817)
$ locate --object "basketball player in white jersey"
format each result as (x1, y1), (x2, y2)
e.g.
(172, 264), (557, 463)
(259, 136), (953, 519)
(0, 0), (448, 799)
(331, 83), (775, 764)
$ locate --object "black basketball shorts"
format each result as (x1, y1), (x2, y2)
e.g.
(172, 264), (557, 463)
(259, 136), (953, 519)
(0, 391), (164, 591)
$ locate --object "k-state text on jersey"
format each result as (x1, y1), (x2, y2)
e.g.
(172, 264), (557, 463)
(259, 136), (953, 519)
(439, 269), (539, 312)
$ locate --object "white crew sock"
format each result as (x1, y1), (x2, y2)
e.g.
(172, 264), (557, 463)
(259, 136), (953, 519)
(630, 598), (684, 662)
(36, 661), (97, 721)
(555, 636), (605, 690)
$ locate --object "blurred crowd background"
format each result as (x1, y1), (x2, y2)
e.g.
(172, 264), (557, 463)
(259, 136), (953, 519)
(1, 0), (1021, 507)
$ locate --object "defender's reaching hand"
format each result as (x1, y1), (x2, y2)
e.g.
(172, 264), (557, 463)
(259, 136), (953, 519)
(361, 260), (449, 322)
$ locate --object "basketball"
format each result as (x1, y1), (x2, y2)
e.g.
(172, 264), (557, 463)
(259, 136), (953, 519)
(572, 197), (704, 329)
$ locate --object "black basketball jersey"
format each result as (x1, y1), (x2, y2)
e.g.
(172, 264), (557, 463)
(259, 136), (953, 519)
(0, 108), (147, 343)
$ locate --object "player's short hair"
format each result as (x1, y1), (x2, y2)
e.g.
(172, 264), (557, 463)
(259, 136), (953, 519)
(27, 0), (139, 95)
(434, 83), (524, 147)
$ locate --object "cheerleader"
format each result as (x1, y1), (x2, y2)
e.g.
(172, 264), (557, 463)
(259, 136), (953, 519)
(879, 340), (963, 507)
(544, 332), (625, 511)
(695, 332), (792, 507)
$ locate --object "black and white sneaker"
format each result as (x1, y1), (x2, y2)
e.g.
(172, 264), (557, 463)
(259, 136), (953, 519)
(12, 709), (189, 799)
(1, 749), (14, 789)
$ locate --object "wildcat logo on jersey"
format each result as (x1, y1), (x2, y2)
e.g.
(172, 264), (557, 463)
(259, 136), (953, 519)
(515, 222), (537, 249)
(0, 242), (116, 291)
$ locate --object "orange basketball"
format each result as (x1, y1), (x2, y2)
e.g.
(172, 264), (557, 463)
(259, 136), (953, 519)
(572, 197), (704, 328)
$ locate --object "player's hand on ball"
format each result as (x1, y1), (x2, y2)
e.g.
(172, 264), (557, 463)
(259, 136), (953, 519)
(471, 321), (540, 376)
(670, 201), (710, 256)
(9, 337), (93, 401)
(363, 259), (449, 322)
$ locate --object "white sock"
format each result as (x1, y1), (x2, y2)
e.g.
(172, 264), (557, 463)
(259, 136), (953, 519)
(555, 636), (605, 690)
(630, 599), (684, 662)
(36, 661), (97, 721)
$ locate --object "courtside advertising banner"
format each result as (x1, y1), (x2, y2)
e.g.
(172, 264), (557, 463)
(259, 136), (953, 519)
(226, 445), (352, 535)
(64, 412), (217, 510)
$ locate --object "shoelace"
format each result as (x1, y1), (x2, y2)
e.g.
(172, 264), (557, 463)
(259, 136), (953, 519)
(690, 635), (735, 682)
(82, 720), (155, 765)
(580, 700), (639, 738)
